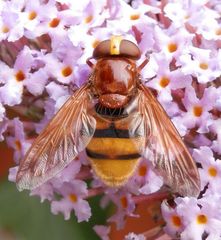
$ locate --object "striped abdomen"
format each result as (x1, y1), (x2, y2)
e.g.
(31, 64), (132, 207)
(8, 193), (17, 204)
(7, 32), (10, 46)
(86, 107), (143, 187)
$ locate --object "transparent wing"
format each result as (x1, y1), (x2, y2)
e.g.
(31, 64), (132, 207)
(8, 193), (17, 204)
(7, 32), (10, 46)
(16, 84), (96, 191)
(129, 84), (200, 197)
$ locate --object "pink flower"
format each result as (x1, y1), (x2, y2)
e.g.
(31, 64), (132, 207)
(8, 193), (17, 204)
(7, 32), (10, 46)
(193, 146), (221, 190)
(6, 118), (30, 163)
(147, 53), (192, 103)
(0, 1), (25, 41)
(181, 85), (216, 133)
(107, 0), (159, 33)
(125, 232), (146, 240)
(93, 225), (110, 240)
(0, 46), (45, 105)
(51, 180), (91, 222)
(161, 201), (184, 238)
(31, 182), (55, 203)
(153, 25), (193, 61)
(177, 46), (221, 84)
(128, 158), (163, 195)
(107, 191), (136, 230)
(176, 197), (221, 240)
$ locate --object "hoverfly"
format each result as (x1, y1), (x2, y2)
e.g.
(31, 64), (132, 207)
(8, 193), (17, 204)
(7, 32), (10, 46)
(16, 36), (200, 197)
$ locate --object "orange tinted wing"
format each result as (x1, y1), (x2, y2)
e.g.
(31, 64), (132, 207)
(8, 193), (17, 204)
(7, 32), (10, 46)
(130, 84), (200, 197)
(16, 84), (96, 191)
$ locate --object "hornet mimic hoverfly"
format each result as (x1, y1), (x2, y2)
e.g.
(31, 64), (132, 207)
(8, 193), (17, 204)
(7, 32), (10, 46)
(16, 36), (200, 197)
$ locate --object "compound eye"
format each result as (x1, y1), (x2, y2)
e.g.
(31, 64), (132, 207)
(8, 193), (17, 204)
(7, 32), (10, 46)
(93, 38), (141, 60)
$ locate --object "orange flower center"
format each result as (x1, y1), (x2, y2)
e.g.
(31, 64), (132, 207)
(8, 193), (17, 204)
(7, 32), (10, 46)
(197, 214), (207, 224)
(2, 25), (9, 33)
(69, 194), (78, 203)
(168, 43), (177, 53)
(49, 18), (60, 28)
(15, 70), (26, 82)
(208, 167), (217, 177)
(159, 77), (170, 88)
(15, 140), (22, 151)
(28, 11), (37, 20)
(193, 105), (203, 117)
(171, 215), (182, 227)
(84, 15), (93, 24)
(130, 14), (140, 20)
(61, 66), (73, 77)
(199, 62), (208, 70)
(139, 165), (147, 176)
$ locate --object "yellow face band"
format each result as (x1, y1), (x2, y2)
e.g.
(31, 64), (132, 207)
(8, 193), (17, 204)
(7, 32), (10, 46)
(110, 35), (123, 55)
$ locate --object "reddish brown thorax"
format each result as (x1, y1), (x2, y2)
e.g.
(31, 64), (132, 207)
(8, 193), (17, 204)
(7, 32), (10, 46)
(87, 36), (142, 109)
(93, 58), (137, 108)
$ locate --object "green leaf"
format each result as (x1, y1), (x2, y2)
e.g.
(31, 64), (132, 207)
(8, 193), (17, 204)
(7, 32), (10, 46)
(0, 179), (108, 240)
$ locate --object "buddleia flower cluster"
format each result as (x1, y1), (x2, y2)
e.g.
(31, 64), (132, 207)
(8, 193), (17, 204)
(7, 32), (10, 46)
(1, 0), (221, 239)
